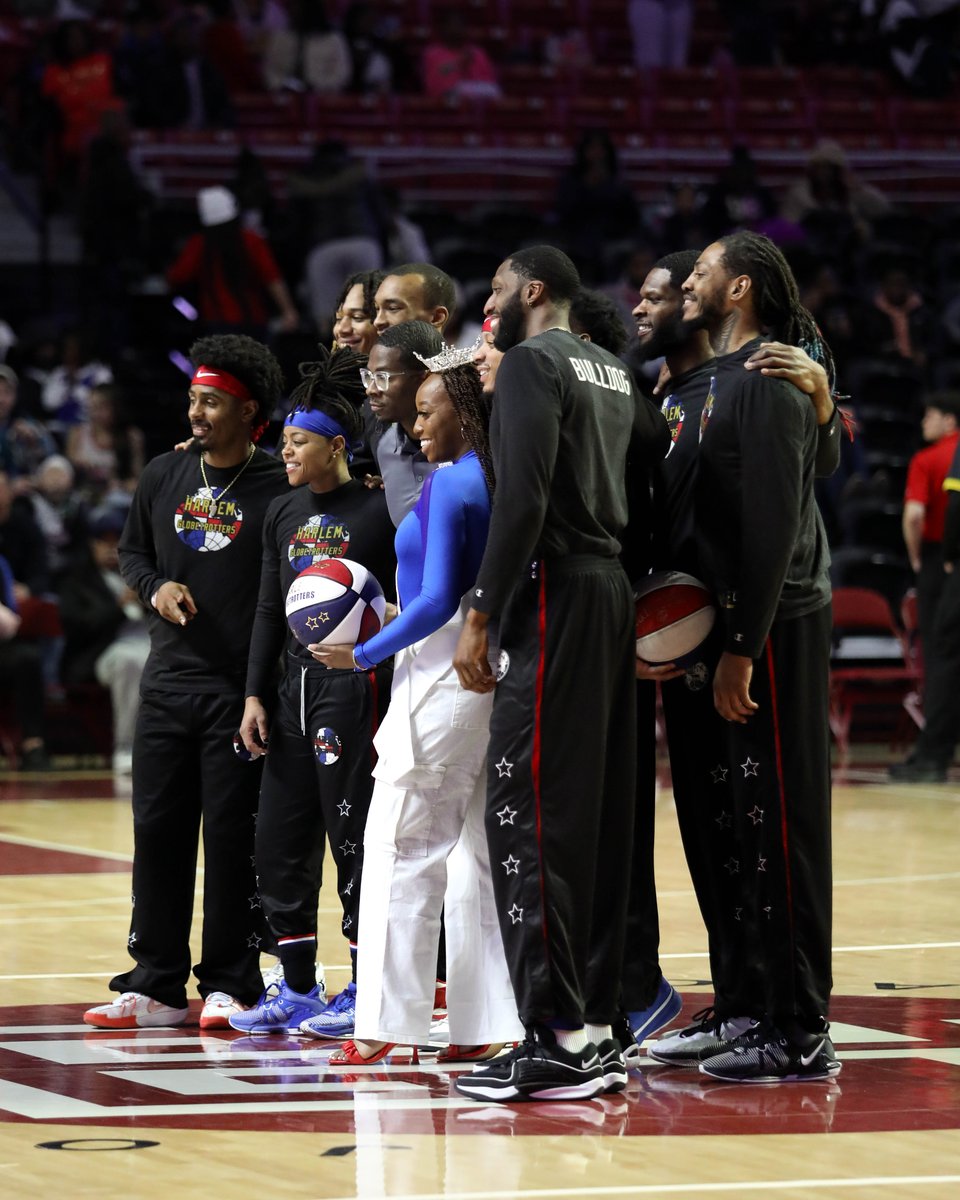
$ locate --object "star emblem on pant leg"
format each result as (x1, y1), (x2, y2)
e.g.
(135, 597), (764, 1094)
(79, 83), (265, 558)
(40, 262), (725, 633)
(757, 854), (767, 871)
(747, 805), (764, 824)
(127, 932), (137, 947)
(340, 839), (357, 856)
(711, 764), (729, 783)
(724, 857), (740, 874)
(508, 903), (523, 924)
(496, 804), (517, 825)
(495, 756), (514, 778)
(763, 905), (773, 920)
(337, 798), (351, 817)
(248, 893), (262, 909)
(741, 757), (759, 777)
(247, 933), (262, 949)
(715, 810), (732, 828)
(734, 907), (743, 922)
(501, 854), (520, 875)
(343, 878), (354, 895)
(342, 915), (352, 931)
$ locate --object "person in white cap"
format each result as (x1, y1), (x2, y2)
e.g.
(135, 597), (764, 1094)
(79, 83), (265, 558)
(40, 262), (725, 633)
(166, 186), (299, 339)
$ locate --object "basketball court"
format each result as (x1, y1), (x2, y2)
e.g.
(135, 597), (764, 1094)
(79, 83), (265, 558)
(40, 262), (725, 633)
(1, 760), (959, 1199)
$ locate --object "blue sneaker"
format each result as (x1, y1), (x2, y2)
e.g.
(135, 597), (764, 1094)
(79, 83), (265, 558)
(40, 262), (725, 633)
(298, 980), (357, 1039)
(628, 977), (682, 1043)
(227, 981), (327, 1034)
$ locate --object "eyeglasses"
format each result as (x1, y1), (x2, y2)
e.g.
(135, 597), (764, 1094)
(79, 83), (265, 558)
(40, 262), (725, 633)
(359, 368), (421, 389)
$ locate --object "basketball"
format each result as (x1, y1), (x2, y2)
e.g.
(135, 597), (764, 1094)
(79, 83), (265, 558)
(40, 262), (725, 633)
(635, 571), (716, 666)
(285, 558), (386, 648)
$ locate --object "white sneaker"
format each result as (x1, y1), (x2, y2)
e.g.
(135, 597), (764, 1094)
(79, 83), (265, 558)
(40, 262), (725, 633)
(200, 991), (247, 1030)
(84, 991), (189, 1030)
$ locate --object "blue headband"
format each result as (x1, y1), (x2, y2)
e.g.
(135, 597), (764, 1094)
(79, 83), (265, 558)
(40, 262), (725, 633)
(285, 407), (355, 461)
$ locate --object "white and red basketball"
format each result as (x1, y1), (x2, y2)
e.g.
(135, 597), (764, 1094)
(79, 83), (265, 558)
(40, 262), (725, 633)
(285, 558), (386, 648)
(635, 571), (716, 666)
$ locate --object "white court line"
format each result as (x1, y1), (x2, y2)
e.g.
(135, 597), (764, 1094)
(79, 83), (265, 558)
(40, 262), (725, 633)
(320, 1178), (960, 1200)
(0, 834), (133, 863)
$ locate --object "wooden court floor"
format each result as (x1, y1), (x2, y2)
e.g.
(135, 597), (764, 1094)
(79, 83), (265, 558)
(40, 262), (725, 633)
(1, 760), (959, 1200)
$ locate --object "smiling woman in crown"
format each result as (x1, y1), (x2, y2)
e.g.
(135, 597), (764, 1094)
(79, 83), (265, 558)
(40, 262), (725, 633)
(305, 334), (522, 1064)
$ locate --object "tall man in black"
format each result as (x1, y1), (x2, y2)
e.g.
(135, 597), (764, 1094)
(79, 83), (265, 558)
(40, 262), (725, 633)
(453, 246), (669, 1103)
(84, 335), (288, 1031)
(630, 251), (842, 1068)
(677, 232), (840, 1083)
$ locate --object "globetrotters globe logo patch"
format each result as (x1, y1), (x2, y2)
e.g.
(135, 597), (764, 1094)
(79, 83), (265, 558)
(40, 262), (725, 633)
(288, 514), (351, 572)
(174, 488), (243, 552)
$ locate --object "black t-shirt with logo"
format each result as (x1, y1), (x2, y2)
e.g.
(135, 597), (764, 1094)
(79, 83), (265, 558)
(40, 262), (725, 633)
(245, 477), (397, 697)
(119, 446), (287, 694)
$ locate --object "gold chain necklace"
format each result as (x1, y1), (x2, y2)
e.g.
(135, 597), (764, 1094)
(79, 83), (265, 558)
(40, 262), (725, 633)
(199, 444), (255, 496)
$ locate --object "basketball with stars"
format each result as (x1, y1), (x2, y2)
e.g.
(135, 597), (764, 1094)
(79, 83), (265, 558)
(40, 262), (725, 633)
(285, 558), (386, 649)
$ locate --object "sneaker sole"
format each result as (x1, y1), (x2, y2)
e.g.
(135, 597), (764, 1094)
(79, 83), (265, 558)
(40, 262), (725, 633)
(700, 1062), (842, 1084)
(601, 1070), (628, 1093)
(227, 1018), (315, 1035)
(455, 1077), (605, 1102)
(647, 1047), (721, 1067)
(199, 1013), (241, 1030)
(84, 1011), (188, 1030)
(299, 1025), (355, 1040)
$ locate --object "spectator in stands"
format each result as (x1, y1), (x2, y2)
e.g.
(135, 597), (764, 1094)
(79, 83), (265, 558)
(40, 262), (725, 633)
(201, 0), (262, 95)
(263, 0), (351, 93)
(343, 2), (402, 93)
(0, 366), (56, 480)
(880, 0), (958, 96)
(166, 186), (299, 339)
(865, 259), (933, 370)
(40, 328), (113, 435)
(230, 146), (277, 236)
(702, 145), (777, 239)
(26, 455), (87, 580)
(902, 391), (960, 660)
(570, 288), (629, 357)
(421, 13), (501, 101)
(234, 0), (289, 60)
(57, 502), (150, 776)
(129, 11), (233, 130)
(781, 141), (890, 247)
(555, 132), (641, 281)
(628, 0), (693, 68)
(41, 19), (118, 171)
(66, 383), (145, 502)
(0, 550), (50, 772)
(659, 181), (710, 253)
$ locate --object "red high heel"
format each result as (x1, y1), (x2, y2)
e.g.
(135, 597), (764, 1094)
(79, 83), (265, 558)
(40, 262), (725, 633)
(435, 1043), (506, 1063)
(329, 1040), (419, 1065)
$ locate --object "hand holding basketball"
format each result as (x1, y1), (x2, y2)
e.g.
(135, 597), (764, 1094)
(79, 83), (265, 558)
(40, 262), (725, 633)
(308, 642), (356, 670)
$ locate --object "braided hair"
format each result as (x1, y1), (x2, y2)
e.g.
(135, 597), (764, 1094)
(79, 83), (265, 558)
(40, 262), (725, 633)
(334, 269), (385, 321)
(436, 363), (495, 497)
(717, 231), (837, 391)
(286, 344), (366, 446)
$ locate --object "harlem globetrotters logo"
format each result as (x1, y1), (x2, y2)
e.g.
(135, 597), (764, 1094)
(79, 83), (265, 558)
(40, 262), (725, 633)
(174, 488), (243, 552)
(661, 391), (684, 459)
(288, 514), (351, 572)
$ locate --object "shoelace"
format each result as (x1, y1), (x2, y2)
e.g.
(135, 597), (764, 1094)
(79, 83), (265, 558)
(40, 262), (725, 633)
(681, 1006), (719, 1035)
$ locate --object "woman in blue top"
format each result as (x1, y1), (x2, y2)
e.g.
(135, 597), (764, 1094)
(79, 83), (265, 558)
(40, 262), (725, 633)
(303, 346), (521, 1064)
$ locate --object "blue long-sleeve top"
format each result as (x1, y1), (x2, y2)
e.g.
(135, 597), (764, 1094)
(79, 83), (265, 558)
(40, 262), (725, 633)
(353, 450), (490, 669)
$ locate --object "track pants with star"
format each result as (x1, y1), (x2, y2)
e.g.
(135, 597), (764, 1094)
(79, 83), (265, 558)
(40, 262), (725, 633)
(660, 625), (765, 1019)
(112, 688), (266, 1009)
(485, 556), (637, 1028)
(720, 603), (834, 1025)
(254, 662), (390, 969)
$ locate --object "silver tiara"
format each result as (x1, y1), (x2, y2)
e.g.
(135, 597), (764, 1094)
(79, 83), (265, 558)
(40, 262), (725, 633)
(413, 338), (480, 373)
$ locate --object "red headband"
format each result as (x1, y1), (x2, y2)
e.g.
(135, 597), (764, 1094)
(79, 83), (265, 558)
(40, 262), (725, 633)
(191, 365), (254, 404)
(482, 315), (497, 333)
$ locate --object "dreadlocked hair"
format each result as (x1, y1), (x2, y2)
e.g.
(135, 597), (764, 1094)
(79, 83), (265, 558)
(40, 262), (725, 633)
(438, 363), (495, 497)
(718, 231), (837, 391)
(287, 344), (365, 444)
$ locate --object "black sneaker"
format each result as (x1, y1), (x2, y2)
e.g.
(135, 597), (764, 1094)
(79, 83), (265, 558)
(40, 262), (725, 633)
(596, 1037), (627, 1094)
(454, 1029), (604, 1103)
(612, 1013), (640, 1067)
(699, 1022), (842, 1083)
(647, 1007), (757, 1067)
(888, 758), (947, 784)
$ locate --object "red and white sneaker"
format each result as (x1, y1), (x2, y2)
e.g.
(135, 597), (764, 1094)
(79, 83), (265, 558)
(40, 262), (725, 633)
(84, 992), (189, 1029)
(200, 992), (248, 1030)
